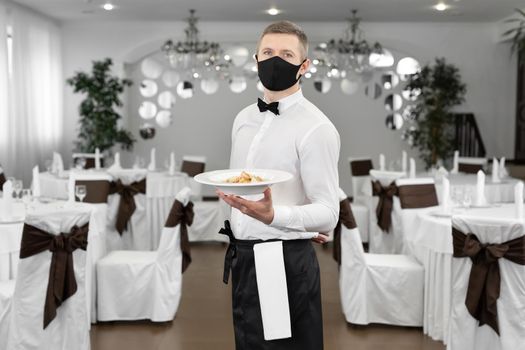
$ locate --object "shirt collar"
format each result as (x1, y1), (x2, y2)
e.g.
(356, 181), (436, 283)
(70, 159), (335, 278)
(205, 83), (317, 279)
(263, 89), (303, 114)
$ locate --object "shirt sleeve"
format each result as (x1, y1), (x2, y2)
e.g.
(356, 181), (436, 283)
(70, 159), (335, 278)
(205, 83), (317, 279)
(269, 123), (340, 233)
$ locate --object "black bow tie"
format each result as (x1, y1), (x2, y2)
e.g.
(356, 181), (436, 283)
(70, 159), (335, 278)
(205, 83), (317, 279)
(257, 98), (279, 115)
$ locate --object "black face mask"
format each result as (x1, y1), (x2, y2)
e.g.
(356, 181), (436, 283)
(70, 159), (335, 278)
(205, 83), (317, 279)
(256, 55), (306, 91)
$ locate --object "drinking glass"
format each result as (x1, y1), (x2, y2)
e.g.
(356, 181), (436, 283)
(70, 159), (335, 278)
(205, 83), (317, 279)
(75, 185), (87, 202)
(21, 188), (33, 210)
(462, 188), (472, 209)
(13, 180), (23, 199)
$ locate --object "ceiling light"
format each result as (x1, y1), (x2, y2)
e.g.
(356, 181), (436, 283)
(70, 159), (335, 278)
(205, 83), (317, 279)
(102, 2), (115, 11)
(267, 8), (281, 16)
(434, 2), (449, 11)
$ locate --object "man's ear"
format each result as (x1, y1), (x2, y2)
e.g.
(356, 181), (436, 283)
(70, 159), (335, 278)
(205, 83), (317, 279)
(299, 58), (310, 76)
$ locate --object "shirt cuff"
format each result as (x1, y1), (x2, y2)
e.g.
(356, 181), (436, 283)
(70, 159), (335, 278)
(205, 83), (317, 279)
(270, 205), (292, 228)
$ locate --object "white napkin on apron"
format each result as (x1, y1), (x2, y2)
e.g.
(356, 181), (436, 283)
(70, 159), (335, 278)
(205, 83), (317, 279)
(253, 241), (291, 341)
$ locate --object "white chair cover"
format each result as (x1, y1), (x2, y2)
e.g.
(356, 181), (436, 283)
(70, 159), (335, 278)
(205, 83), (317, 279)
(391, 178), (439, 254)
(447, 215), (525, 350)
(106, 169), (148, 251)
(0, 279), (15, 349)
(6, 207), (92, 350)
(368, 170), (405, 253)
(339, 222), (424, 326)
(97, 187), (191, 322)
(181, 155), (206, 200)
(188, 200), (230, 242)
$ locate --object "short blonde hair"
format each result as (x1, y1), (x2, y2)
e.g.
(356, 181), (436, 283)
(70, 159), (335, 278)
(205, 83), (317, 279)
(256, 21), (309, 60)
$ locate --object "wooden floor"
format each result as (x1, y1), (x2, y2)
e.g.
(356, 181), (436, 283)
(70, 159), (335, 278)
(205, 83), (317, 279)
(90, 243), (445, 350)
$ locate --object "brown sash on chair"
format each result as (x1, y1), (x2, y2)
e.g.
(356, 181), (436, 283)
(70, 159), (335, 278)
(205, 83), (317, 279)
(109, 178), (147, 234)
(333, 198), (357, 265)
(458, 163), (483, 174)
(19, 223), (89, 329)
(181, 160), (205, 177)
(398, 184), (438, 209)
(0, 172), (6, 189)
(372, 181), (398, 232)
(75, 180), (110, 203)
(165, 200), (195, 273)
(452, 228), (525, 335)
(350, 159), (373, 176)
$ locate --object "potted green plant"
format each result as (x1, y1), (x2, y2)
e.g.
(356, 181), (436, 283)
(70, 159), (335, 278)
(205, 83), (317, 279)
(504, 8), (525, 65)
(67, 58), (135, 155)
(403, 58), (466, 169)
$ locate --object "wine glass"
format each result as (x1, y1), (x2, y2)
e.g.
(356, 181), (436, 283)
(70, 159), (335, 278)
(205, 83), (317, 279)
(75, 185), (87, 202)
(13, 180), (23, 200)
(76, 157), (87, 170)
(21, 189), (33, 210)
(462, 188), (472, 209)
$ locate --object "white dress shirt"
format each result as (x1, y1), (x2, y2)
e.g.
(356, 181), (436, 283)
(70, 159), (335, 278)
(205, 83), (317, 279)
(229, 89), (340, 240)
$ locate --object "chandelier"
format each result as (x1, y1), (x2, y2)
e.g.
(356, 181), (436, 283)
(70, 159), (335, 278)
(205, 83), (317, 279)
(317, 9), (384, 74)
(161, 9), (225, 71)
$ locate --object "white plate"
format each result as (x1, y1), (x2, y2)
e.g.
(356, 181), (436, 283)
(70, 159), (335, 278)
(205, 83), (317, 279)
(195, 169), (293, 195)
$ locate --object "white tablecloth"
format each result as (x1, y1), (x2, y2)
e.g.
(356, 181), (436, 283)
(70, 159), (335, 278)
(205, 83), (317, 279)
(406, 204), (520, 343)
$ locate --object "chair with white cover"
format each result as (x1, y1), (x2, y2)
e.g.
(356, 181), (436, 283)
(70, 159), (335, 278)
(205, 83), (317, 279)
(391, 177), (439, 254)
(339, 213), (424, 326)
(324, 188), (368, 244)
(68, 170), (112, 322)
(447, 215), (525, 350)
(347, 157), (373, 243)
(457, 157), (487, 174)
(97, 187), (194, 322)
(188, 199), (230, 242)
(368, 170), (405, 253)
(106, 169), (148, 251)
(6, 206), (92, 350)
(181, 155), (206, 200)
(0, 279), (16, 349)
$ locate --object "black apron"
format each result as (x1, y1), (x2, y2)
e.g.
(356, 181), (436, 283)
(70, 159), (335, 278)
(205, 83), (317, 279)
(220, 221), (323, 350)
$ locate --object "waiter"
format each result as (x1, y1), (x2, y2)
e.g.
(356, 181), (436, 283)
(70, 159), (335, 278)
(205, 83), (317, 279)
(217, 20), (340, 350)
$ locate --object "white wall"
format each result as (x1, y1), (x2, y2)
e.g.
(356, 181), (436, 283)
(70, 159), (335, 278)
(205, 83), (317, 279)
(61, 20), (517, 195)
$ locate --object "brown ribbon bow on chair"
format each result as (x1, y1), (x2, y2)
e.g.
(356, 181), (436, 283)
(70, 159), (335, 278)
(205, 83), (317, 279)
(333, 198), (357, 265)
(0, 172), (6, 189)
(19, 223), (89, 329)
(165, 200), (194, 273)
(109, 178), (146, 234)
(452, 228), (525, 335)
(372, 180), (398, 232)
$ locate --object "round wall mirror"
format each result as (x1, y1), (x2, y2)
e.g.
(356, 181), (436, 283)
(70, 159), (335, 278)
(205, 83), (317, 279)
(384, 94), (403, 112)
(385, 113), (404, 130)
(229, 76), (247, 93)
(139, 123), (156, 139)
(141, 57), (163, 79)
(201, 78), (220, 95)
(158, 91), (176, 109)
(177, 80), (194, 99)
(162, 70), (180, 88)
(140, 80), (158, 98)
(381, 71), (400, 90)
(138, 101), (157, 119)
(314, 78), (332, 93)
(156, 110), (172, 128)
(364, 82), (382, 99)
